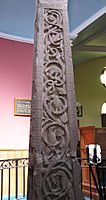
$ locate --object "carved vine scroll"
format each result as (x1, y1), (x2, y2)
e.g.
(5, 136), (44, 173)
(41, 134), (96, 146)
(28, 2), (84, 200)
(41, 9), (75, 199)
(42, 9), (70, 162)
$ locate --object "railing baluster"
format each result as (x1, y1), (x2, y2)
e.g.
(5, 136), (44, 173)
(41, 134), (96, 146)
(23, 166), (25, 197)
(81, 165), (82, 190)
(96, 164), (103, 198)
(1, 169), (3, 200)
(8, 168), (10, 200)
(101, 163), (105, 199)
(16, 159), (18, 199)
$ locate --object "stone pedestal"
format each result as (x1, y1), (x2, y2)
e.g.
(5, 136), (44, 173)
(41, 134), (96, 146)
(27, 0), (84, 199)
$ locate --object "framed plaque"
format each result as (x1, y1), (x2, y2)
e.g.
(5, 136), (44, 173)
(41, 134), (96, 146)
(14, 98), (31, 116)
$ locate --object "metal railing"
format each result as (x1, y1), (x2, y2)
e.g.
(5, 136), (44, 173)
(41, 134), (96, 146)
(0, 157), (106, 200)
(78, 157), (106, 200)
(0, 158), (28, 200)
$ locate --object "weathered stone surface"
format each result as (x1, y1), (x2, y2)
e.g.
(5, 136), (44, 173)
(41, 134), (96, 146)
(27, 0), (84, 199)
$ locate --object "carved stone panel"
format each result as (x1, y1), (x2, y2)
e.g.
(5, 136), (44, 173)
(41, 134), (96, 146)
(27, 1), (84, 200)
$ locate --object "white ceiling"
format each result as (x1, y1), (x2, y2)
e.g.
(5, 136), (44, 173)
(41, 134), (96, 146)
(0, 0), (106, 65)
(72, 13), (106, 66)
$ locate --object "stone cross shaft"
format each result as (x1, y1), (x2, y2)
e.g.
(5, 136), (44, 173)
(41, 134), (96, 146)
(27, 0), (84, 199)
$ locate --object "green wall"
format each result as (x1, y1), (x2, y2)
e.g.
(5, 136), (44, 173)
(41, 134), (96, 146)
(74, 57), (106, 128)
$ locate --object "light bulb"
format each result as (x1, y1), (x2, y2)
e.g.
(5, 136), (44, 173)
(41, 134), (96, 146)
(101, 102), (106, 114)
(100, 67), (106, 87)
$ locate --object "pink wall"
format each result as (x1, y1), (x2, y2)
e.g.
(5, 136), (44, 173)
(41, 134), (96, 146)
(0, 38), (33, 149)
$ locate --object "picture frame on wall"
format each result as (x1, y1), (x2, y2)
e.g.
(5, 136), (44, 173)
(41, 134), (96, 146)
(14, 98), (31, 116)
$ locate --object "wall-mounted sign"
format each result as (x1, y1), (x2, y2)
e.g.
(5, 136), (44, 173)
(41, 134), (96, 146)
(14, 98), (31, 116)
